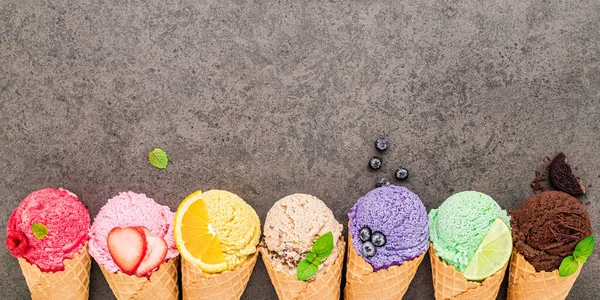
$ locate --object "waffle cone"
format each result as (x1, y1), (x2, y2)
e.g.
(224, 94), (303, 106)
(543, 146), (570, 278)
(507, 250), (581, 300)
(260, 237), (346, 300)
(100, 257), (179, 300)
(344, 233), (425, 300)
(181, 250), (258, 300)
(429, 243), (507, 299)
(17, 243), (91, 300)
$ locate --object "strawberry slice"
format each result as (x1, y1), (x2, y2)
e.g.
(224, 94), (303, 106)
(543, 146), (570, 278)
(107, 227), (147, 275)
(135, 227), (168, 277)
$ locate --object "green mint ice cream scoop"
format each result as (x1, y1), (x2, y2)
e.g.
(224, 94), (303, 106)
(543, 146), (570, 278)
(428, 191), (510, 273)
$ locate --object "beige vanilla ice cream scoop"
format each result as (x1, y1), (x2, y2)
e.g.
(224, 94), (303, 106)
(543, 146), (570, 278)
(263, 193), (343, 275)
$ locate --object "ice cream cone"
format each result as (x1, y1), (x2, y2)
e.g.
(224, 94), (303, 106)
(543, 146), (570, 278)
(17, 243), (91, 300)
(429, 244), (507, 300)
(507, 250), (581, 300)
(344, 232), (424, 300)
(181, 250), (258, 300)
(260, 238), (345, 300)
(100, 257), (179, 300)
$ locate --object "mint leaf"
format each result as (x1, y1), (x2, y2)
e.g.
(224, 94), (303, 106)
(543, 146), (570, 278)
(312, 259), (322, 267)
(148, 148), (168, 169)
(31, 223), (48, 239)
(313, 232), (334, 260)
(297, 232), (334, 280)
(559, 256), (579, 277)
(296, 259), (318, 281)
(574, 256), (587, 264)
(573, 236), (594, 263)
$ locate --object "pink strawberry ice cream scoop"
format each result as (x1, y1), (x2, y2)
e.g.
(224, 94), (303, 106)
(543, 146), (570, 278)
(5, 188), (90, 272)
(88, 191), (178, 273)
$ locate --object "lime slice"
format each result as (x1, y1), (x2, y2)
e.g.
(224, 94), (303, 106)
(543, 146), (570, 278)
(463, 217), (512, 281)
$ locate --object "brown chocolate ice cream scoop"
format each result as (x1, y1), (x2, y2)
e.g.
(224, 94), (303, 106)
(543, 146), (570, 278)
(510, 191), (592, 272)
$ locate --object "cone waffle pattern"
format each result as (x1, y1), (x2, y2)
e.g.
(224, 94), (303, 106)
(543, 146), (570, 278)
(507, 250), (581, 300)
(429, 244), (507, 300)
(344, 233), (425, 300)
(261, 238), (346, 300)
(100, 257), (179, 300)
(181, 251), (258, 300)
(18, 243), (91, 300)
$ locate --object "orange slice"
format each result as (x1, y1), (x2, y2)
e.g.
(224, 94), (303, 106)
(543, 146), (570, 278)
(174, 190), (227, 273)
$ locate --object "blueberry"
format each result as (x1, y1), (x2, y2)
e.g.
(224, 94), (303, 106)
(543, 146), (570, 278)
(371, 231), (387, 247)
(362, 241), (377, 257)
(395, 167), (409, 181)
(369, 157), (382, 170)
(375, 138), (389, 151)
(376, 178), (391, 188)
(359, 226), (371, 242)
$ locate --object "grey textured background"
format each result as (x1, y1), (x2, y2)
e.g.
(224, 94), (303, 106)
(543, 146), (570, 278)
(1, 0), (599, 299)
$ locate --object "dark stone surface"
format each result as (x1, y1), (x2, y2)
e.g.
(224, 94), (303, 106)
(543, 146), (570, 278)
(1, 0), (599, 299)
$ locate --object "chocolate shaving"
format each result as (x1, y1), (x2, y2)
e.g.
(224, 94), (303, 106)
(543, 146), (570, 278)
(530, 170), (546, 193)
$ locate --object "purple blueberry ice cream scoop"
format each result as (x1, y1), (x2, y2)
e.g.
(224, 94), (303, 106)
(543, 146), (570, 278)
(348, 185), (429, 271)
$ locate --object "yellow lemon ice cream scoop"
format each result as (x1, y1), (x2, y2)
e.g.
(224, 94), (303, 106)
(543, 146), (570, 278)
(174, 190), (261, 273)
(202, 190), (261, 269)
